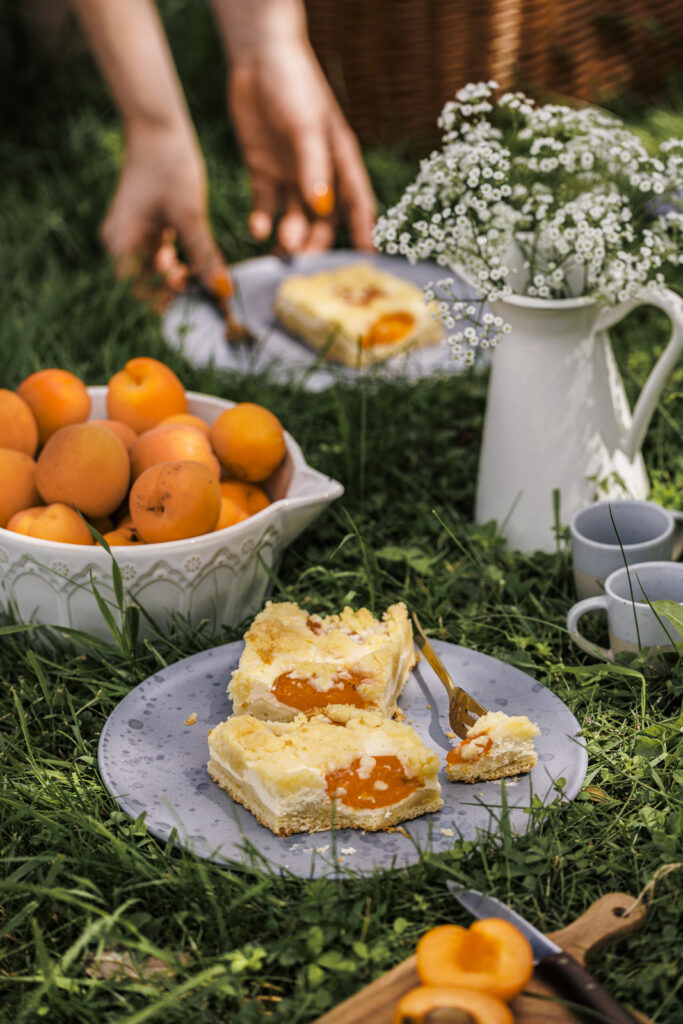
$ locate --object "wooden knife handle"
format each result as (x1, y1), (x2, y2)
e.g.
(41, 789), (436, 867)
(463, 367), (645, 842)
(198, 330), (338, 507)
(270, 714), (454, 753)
(535, 952), (641, 1024)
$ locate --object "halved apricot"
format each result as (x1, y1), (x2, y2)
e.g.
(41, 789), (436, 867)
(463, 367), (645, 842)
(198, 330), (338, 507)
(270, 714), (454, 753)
(394, 985), (514, 1024)
(416, 919), (533, 1003)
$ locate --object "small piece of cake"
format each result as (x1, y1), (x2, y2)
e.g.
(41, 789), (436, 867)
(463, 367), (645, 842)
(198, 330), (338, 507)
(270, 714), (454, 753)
(207, 707), (443, 835)
(274, 262), (443, 366)
(228, 601), (416, 721)
(445, 711), (540, 783)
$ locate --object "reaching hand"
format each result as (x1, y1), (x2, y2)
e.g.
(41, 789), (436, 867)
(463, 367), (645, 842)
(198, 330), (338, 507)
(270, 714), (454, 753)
(101, 120), (233, 311)
(228, 40), (376, 253)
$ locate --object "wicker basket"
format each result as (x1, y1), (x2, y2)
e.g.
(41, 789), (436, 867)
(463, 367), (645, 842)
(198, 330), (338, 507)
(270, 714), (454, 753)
(305, 0), (683, 143)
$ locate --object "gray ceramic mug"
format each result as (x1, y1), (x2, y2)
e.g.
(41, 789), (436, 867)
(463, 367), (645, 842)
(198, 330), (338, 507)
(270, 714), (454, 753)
(570, 500), (683, 600)
(567, 560), (683, 663)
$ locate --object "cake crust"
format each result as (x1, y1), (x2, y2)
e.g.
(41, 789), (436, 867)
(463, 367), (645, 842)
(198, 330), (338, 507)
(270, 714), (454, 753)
(445, 711), (540, 784)
(207, 709), (443, 836)
(228, 601), (416, 721)
(274, 262), (443, 367)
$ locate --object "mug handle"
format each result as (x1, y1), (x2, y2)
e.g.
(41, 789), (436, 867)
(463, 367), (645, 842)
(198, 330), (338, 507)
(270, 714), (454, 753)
(567, 595), (614, 662)
(595, 286), (683, 461)
(672, 510), (683, 562)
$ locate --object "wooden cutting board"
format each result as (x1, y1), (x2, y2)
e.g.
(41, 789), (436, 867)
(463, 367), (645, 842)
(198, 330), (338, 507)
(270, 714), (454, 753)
(313, 892), (652, 1024)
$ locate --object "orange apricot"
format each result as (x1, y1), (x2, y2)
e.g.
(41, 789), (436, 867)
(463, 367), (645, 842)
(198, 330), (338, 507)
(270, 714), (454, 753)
(219, 479), (270, 516)
(89, 418), (138, 450)
(0, 449), (41, 527)
(416, 920), (534, 1003)
(87, 515), (114, 535)
(130, 423), (220, 481)
(17, 368), (91, 447)
(0, 389), (39, 456)
(35, 423), (131, 519)
(215, 495), (249, 531)
(160, 412), (211, 438)
(106, 357), (188, 433)
(129, 460), (221, 543)
(102, 522), (145, 546)
(210, 402), (286, 483)
(6, 503), (95, 545)
(394, 985), (514, 1024)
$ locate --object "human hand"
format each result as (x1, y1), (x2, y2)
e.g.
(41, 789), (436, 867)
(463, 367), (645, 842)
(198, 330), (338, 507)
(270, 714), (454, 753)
(101, 120), (233, 312)
(228, 40), (376, 253)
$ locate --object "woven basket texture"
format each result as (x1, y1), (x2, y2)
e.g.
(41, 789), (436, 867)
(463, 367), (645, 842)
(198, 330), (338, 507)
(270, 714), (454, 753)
(305, 0), (683, 142)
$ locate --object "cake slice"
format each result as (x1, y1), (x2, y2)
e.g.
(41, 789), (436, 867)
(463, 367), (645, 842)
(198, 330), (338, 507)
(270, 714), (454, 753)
(274, 262), (443, 367)
(228, 601), (416, 721)
(207, 706), (443, 835)
(445, 711), (540, 783)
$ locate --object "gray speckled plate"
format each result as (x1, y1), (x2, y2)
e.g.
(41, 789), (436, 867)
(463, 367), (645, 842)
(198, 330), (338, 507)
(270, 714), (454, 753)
(98, 641), (586, 878)
(162, 251), (485, 392)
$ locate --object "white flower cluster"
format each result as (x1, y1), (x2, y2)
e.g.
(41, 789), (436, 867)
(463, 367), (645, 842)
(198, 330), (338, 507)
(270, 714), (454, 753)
(374, 82), (683, 354)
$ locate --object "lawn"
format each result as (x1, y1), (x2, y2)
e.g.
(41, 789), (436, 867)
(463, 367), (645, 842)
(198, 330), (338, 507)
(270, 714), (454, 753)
(1, 4), (682, 1023)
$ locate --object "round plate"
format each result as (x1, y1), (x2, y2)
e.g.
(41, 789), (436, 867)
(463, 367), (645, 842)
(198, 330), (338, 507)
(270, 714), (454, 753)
(162, 251), (484, 392)
(98, 641), (587, 878)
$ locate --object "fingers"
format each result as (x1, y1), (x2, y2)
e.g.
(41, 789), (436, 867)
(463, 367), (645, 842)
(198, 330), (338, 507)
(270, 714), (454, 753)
(331, 124), (377, 250)
(290, 121), (335, 221)
(173, 207), (233, 310)
(248, 172), (279, 242)
(300, 218), (336, 252)
(277, 205), (311, 254)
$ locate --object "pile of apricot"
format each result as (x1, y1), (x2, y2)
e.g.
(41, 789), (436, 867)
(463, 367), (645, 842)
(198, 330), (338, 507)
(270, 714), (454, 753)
(0, 358), (286, 546)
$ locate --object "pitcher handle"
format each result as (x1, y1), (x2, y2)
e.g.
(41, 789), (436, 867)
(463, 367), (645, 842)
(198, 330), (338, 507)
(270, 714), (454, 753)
(595, 286), (683, 460)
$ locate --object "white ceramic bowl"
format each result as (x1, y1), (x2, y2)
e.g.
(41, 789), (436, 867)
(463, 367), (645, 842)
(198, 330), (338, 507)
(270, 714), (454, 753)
(0, 387), (343, 641)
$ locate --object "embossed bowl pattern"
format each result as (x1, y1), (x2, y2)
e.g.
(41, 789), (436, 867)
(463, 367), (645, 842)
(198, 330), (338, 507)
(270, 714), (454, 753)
(0, 387), (343, 640)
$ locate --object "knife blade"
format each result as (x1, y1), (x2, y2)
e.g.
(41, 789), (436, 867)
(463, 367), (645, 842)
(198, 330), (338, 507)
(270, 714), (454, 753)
(447, 882), (640, 1024)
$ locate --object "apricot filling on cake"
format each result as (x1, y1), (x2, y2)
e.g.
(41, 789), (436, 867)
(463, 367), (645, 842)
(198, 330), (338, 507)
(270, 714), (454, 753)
(445, 711), (540, 783)
(207, 708), (443, 836)
(274, 262), (442, 367)
(228, 600), (416, 721)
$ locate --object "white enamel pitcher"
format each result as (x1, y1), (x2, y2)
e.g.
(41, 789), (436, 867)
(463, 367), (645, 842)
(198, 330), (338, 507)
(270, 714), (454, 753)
(474, 286), (683, 554)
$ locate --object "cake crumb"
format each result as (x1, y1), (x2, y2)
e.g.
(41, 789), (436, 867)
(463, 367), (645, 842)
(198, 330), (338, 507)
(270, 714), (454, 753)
(184, 712), (198, 726)
(315, 844), (330, 854)
(440, 827), (454, 837)
(445, 730), (455, 739)
(340, 846), (356, 855)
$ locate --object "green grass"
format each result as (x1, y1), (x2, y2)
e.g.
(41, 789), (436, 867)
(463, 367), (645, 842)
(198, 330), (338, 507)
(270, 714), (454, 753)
(1, 5), (683, 1023)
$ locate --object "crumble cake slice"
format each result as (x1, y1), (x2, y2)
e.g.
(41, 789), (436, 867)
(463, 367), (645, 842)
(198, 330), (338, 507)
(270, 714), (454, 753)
(274, 262), (443, 367)
(445, 711), (540, 783)
(228, 600), (416, 721)
(207, 706), (443, 835)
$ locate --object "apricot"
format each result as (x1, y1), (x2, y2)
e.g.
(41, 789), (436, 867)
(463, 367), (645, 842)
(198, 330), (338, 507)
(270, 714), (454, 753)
(210, 402), (286, 482)
(6, 503), (95, 545)
(0, 389), (39, 456)
(89, 418), (138, 450)
(102, 522), (145, 546)
(36, 423), (131, 519)
(160, 412), (211, 438)
(106, 356), (188, 433)
(394, 986), (514, 1024)
(416, 920), (534, 1003)
(129, 460), (221, 543)
(0, 449), (41, 527)
(88, 515), (114, 535)
(219, 479), (270, 516)
(215, 496), (249, 531)
(130, 423), (220, 481)
(17, 368), (91, 446)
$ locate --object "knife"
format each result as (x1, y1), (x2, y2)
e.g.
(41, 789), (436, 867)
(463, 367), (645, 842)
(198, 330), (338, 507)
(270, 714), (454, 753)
(447, 882), (640, 1024)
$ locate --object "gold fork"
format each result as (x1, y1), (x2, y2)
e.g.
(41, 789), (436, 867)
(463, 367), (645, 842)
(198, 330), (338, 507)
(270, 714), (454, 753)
(411, 611), (488, 739)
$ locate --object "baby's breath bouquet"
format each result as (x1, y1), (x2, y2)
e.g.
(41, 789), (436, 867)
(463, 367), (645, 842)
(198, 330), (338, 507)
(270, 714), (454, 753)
(374, 81), (683, 363)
